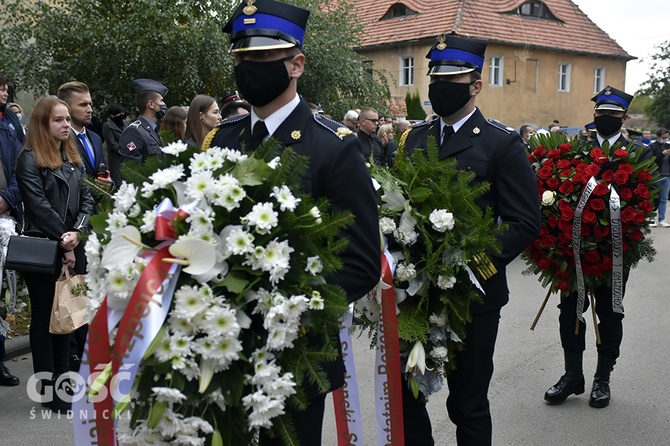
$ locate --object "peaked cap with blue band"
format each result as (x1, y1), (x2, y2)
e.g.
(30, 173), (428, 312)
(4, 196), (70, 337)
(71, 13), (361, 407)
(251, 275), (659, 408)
(426, 34), (487, 76)
(223, 0), (310, 52)
(132, 78), (168, 97)
(591, 85), (633, 112)
(585, 122), (596, 131)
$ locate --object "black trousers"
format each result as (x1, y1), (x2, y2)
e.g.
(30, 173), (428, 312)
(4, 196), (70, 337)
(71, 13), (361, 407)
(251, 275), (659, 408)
(402, 309), (501, 446)
(258, 393), (326, 445)
(558, 283), (626, 360)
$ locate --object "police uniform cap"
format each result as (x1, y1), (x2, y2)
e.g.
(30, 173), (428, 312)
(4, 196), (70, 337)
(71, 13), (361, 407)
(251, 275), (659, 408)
(584, 122), (596, 131)
(132, 79), (168, 98)
(221, 91), (242, 105)
(426, 34), (487, 76)
(591, 85), (632, 112)
(223, 0), (310, 53)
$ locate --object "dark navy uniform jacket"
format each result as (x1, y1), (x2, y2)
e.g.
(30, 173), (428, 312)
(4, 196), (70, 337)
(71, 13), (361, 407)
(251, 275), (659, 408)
(403, 108), (541, 314)
(118, 116), (162, 164)
(205, 99), (381, 394)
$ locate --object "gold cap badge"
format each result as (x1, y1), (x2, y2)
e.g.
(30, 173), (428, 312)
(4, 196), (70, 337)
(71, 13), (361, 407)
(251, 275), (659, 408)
(436, 35), (447, 51)
(243, 0), (257, 16)
(473, 127), (480, 134)
(604, 86), (611, 95)
(291, 130), (301, 140)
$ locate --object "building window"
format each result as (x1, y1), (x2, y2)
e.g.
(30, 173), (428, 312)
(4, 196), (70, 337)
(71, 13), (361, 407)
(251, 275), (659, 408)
(381, 4), (418, 20)
(400, 56), (414, 86)
(558, 63), (571, 92)
(594, 67), (605, 92)
(489, 56), (504, 86)
(518, 1), (557, 20)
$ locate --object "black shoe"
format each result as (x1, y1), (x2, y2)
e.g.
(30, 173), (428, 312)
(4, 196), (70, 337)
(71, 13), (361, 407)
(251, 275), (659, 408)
(46, 375), (73, 414)
(544, 372), (585, 404)
(589, 377), (611, 408)
(0, 365), (19, 386)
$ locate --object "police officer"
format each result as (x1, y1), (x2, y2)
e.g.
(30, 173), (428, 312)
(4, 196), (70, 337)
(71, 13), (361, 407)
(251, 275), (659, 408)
(544, 86), (655, 409)
(118, 78), (168, 166)
(204, 1), (380, 444)
(400, 34), (540, 446)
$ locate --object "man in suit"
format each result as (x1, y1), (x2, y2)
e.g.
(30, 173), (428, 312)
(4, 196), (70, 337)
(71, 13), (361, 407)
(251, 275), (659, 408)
(102, 103), (127, 186)
(118, 79), (168, 166)
(544, 86), (655, 409)
(204, 1), (380, 443)
(400, 34), (541, 446)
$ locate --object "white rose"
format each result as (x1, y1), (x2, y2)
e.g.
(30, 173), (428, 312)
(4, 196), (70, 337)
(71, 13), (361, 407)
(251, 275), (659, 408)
(541, 190), (556, 206)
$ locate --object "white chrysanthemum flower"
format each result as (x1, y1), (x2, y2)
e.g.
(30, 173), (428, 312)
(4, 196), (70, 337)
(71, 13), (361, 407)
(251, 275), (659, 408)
(186, 207), (215, 235)
(285, 295), (309, 321)
(161, 140), (188, 156)
(169, 333), (194, 357)
(140, 208), (157, 233)
(226, 227), (255, 255)
(173, 285), (211, 319)
(429, 313), (447, 327)
(271, 185), (301, 211)
(245, 202), (278, 234)
(185, 170), (214, 201)
(264, 373), (297, 398)
(430, 346), (449, 360)
(206, 389), (227, 411)
(149, 165), (185, 189)
(141, 181), (157, 198)
(183, 417), (214, 435)
(128, 203), (141, 218)
(395, 262), (417, 282)
(154, 332), (173, 362)
(267, 156), (281, 169)
(204, 306), (240, 338)
(309, 206), (322, 224)
(429, 209), (455, 232)
(112, 182), (138, 213)
(437, 274), (457, 290)
(250, 239), (293, 284)
(304, 256), (323, 275)
(379, 217), (397, 234)
(181, 359), (200, 382)
(309, 291), (324, 310)
(242, 391), (285, 429)
(173, 435), (205, 446)
(152, 387), (187, 403)
(393, 228), (419, 246)
(106, 211), (128, 234)
(193, 336), (217, 358)
(221, 148), (247, 163)
(189, 152), (210, 173)
(106, 268), (134, 310)
(212, 337), (243, 369)
(168, 315), (198, 335)
(84, 232), (102, 271)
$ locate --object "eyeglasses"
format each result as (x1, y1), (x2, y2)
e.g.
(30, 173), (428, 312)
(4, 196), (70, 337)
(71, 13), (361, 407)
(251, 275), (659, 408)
(362, 117), (379, 124)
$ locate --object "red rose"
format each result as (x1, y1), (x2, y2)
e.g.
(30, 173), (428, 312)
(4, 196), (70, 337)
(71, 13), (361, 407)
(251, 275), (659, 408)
(637, 170), (652, 182)
(538, 257), (552, 269)
(601, 169), (613, 182)
(601, 255), (612, 270)
(557, 218), (570, 230)
(558, 181), (575, 194)
(533, 146), (547, 158)
(629, 228), (643, 241)
(633, 211), (646, 225)
(538, 166), (553, 179)
(593, 183), (610, 196)
(557, 159), (571, 169)
(581, 224), (592, 236)
(582, 210), (597, 224)
(589, 198), (605, 211)
(638, 200), (653, 212)
(620, 188), (633, 201)
(618, 163), (634, 175)
(572, 158), (584, 166)
(621, 206), (636, 222)
(613, 170), (630, 185)
(593, 224), (610, 237)
(613, 149), (629, 159)
(542, 158), (555, 168)
(572, 174), (587, 185)
(548, 215), (558, 228)
(559, 169), (572, 178)
(546, 177), (560, 190)
(589, 148), (608, 164)
(584, 250), (600, 263)
(547, 149), (562, 159)
(559, 143), (572, 154)
(556, 280), (569, 292)
(586, 164), (601, 176)
(634, 184), (650, 199)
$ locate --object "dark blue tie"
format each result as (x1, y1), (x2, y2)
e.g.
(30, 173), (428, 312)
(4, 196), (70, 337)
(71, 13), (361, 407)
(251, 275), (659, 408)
(77, 133), (95, 164)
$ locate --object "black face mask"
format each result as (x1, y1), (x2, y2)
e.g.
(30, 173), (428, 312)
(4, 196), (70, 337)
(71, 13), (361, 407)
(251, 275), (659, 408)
(428, 80), (474, 117)
(594, 114), (623, 137)
(234, 55), (294, 107)
(111, 115), (125, 128)
(156, 104), (168, 120)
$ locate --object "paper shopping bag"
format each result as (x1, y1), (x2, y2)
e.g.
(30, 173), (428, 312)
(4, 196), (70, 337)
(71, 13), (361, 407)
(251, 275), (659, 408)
(49, 265), (88, 335)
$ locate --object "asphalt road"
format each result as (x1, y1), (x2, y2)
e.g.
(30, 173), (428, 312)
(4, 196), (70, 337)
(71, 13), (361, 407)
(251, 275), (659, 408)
(2, 229), (669, 445)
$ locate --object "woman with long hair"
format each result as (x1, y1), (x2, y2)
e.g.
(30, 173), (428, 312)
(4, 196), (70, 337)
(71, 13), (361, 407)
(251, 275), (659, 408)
(15, 96), (95, 413)
(158, 105), (187, 143)
(185, 95), (220, 148)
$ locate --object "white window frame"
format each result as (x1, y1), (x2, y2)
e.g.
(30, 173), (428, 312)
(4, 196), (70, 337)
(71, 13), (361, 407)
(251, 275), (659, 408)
(489, 56), (504, 86)
(400, 56), (414, 86)
(558, 63), (571, 92)
(593, 67), (605, 93)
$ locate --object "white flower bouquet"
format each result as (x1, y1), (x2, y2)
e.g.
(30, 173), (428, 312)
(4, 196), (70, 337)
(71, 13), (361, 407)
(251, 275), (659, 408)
(85, 141), (351, 445)
(355, 140), (502, 398)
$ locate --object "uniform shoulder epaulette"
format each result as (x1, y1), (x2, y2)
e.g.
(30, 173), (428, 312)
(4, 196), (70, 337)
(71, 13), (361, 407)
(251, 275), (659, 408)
(201, 127), (220, 151)
(129, 120), (142, 129)
(411, 120), (433, 130)
(314, 114), (354, 140)
(398, 128), (412, 151)
(486, 118), (515, 134)
(219, 112), (249, 125)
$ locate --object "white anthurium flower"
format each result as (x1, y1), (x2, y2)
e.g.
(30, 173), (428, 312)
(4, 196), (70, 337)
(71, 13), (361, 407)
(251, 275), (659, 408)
(198, 358), (215, 394)
(371, 177), (381, 191)
(405, 341), (428, 375)
(168, 239), (217, 275)
(235, 308), (252, 329)
(100, 226), (144, 270)
(191, 260), (229, 284)
(398, 210), (418, 233)
(381, 189), (405, 211)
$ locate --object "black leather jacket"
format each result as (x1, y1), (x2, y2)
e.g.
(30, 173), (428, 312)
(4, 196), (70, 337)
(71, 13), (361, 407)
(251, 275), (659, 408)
(15, 147), (95, 240)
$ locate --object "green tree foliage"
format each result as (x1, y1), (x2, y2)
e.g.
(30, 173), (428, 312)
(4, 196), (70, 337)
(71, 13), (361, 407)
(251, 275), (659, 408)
(637, 40), (670, 128)
(405, 91), (427, 120)
(0, 0), (389, 120)
(627, 95), (653, 115)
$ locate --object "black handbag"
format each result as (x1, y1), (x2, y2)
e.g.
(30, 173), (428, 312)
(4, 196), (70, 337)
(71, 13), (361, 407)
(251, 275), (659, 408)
(4, 235), (60, 275)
